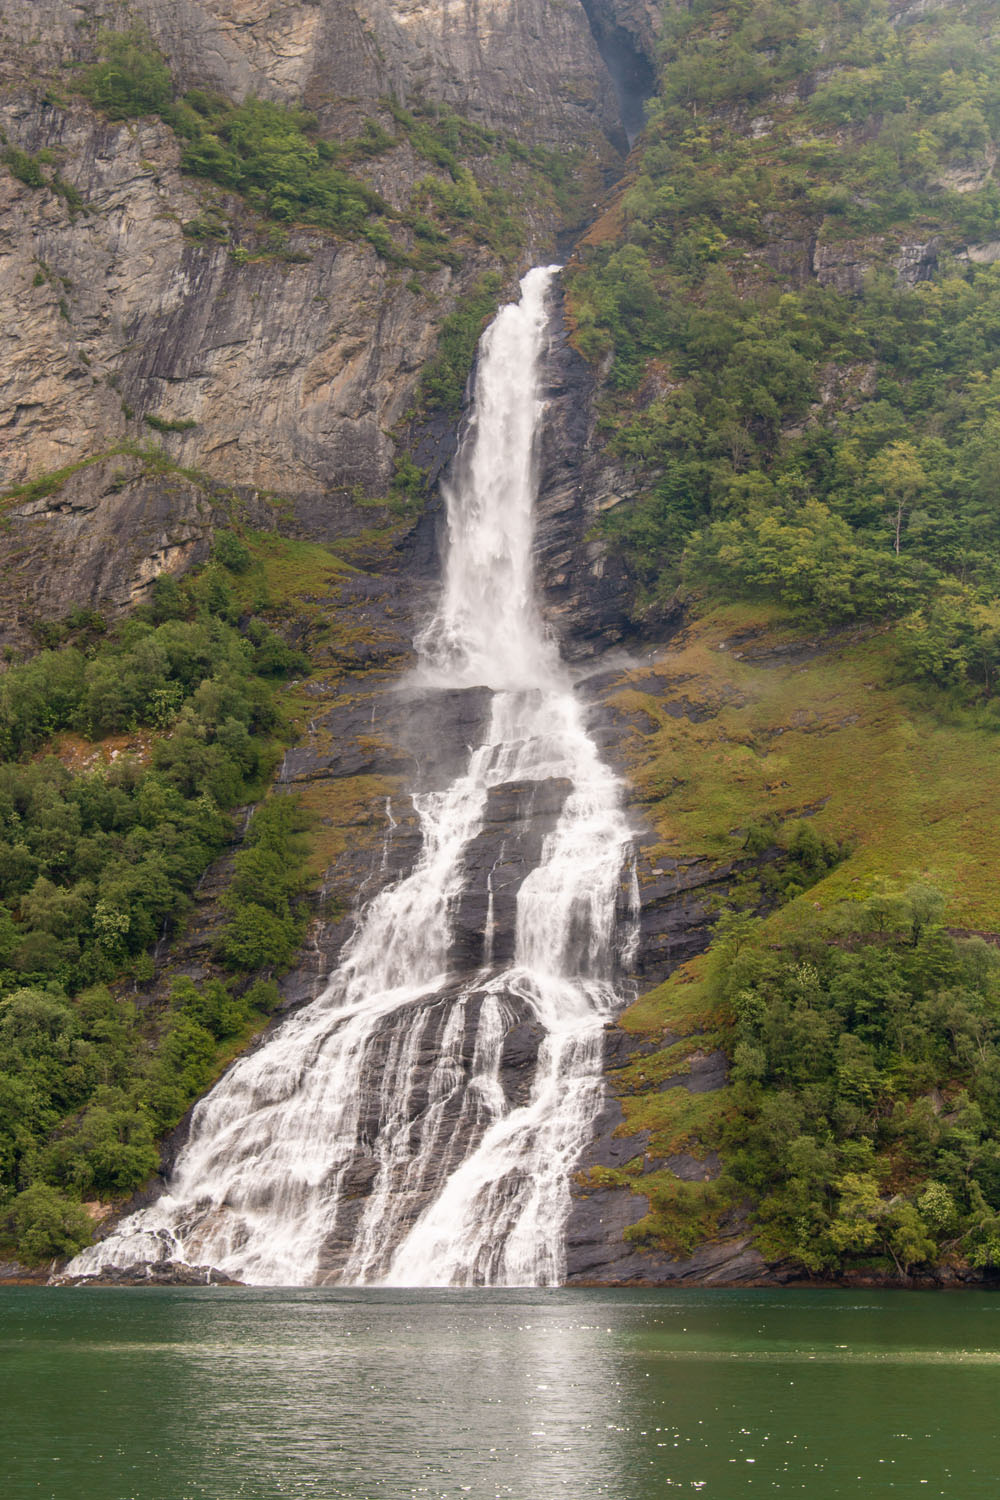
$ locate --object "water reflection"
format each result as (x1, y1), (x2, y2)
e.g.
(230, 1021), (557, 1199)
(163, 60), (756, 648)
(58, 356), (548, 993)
(3, 1288), (1000, 1499)
(168, 1290), (629, 1498)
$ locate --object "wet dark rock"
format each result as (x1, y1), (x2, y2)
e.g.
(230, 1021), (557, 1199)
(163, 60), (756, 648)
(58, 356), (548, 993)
(309, 986), (547, 1278)
(500, 1021), (546, 1099)
(566, 1076), (773, 1287)
(531, 289), (649, 658)
(665, 1152), (722, 1182)
(655, 1049), (728, 1094)
(401, 687), (497, 787)
(580, 1090), (650, 1171)
(450, 777), (572, 969)
(578, 0), (659, 145)
(684, 1050), (729, 1093)
(61, 1263), (243, 1288)
(564, 1165), (774, 1285)
(0, 1259), (46, 1284)
(567, 1209), (774, 1285)
(630, 848), (733, 984)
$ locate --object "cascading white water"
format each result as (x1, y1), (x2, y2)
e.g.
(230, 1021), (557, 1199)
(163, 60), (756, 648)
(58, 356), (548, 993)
(68, 266), (636, 1288)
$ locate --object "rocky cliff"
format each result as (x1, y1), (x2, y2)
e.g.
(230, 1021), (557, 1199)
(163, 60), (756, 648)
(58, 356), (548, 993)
(0, 0), (636, 648)
(1, 0), (625, 150)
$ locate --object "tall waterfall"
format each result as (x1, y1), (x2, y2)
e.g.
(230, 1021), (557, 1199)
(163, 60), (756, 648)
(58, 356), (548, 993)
(69, 267), (636, 1288)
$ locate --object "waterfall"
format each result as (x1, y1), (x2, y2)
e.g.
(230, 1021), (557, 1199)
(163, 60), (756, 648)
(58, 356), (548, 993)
(68, 266), (636, 1288)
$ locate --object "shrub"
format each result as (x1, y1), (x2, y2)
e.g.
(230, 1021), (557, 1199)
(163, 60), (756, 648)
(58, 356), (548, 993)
(3, 147), (46, 189)
(8, 1183), (93, 1263)
(81, 28), (173, 120)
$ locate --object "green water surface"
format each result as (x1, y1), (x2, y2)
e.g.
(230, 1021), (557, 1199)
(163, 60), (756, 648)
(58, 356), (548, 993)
(1, 1285), (997, 1499)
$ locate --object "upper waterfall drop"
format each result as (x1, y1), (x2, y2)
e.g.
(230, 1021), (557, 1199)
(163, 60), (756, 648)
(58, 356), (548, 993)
(415, 265), (562, 693)
(67, 266), (637, 1289)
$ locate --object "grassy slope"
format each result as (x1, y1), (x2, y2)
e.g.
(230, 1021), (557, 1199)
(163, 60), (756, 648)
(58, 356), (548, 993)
(591, 600), (1000, 1261)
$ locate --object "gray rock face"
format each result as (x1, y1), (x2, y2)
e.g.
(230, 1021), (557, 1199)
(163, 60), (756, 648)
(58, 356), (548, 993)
(566, 1204), (773, 1285)
(0, 94), (477, 643)
(531, 287), (643, 658)
(0, 93), (477, 493)
(563, 1074), (765, 1286)
(0, 0), (624, 153)
(0, 0), (628, 640)
(896, 235), (944, 285)
(811, 237), (884, 295)
(578, 0), (659, 142)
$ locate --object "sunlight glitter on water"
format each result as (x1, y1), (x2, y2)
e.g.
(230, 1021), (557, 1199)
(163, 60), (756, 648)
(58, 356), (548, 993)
(2, 1287), (999, 1499)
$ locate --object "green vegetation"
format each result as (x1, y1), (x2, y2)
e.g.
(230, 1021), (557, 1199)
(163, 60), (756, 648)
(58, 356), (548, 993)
(217, 797), (310, 972)
(79, 27), (172, 120)
(3, 145), (46, 188)
(0, 441), (235, 514)
(75, 28), (572, 270)
(2, 143), (85, 212)
(568, 0), (1000, 700)
(716, 889), (1000, 1275)
(0, 539), (312, 1263)
(418, 273), (504, 414)
(606, 599), (1000, 1279)
(171, 93), (395, 250)
(80, 31), (401, 258)
(611, 880), (1000, 1279)
(143, 414), (197, 434)
(588, 6), (1000, 1278)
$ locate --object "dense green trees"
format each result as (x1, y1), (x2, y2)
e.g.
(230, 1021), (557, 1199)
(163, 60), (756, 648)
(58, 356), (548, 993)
(0, 970), (283, 1260)
(80, 28), (173, 120)
(0, 539), (306, 1262)
(711, 890), (1000, 1275)
(570, 0), (1000, 698)
(218, 798), (310, 972)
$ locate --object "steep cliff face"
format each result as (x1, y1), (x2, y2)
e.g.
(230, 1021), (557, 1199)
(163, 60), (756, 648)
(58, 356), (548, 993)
(0, 0), (631, 645)
(1, 0), (624, 151)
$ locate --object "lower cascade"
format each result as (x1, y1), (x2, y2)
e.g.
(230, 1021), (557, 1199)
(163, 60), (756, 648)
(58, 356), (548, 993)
(69, 266), (637, 1287)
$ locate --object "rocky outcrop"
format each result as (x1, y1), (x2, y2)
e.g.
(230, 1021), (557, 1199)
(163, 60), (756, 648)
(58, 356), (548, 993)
(0, 0), (630, 643)
(577, 0), (659, 143)
(0, 94), (486, 495)
(1, 0), (624, 154)
(564, 1078), (774, 1285)
(530, 287), (644, 658)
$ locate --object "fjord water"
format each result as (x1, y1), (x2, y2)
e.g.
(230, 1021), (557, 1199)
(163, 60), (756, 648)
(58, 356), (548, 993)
(70, 267), (636, 1286)
(4, 1286), (999, 1499)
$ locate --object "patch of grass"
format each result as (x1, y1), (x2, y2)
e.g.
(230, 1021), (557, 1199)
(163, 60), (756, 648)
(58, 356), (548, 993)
(623, 1174), (736, 1257)
(618, 1070), (731, 1161)
(1, 450), (127, 505)
(295, 773), (402, 882)
(0, 443), (226, 510)
(227, 533), (354, 619)
(615, 603), (1000, 932)
(143, 414), (198, 434)
(611, 1032), (724, 1094)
